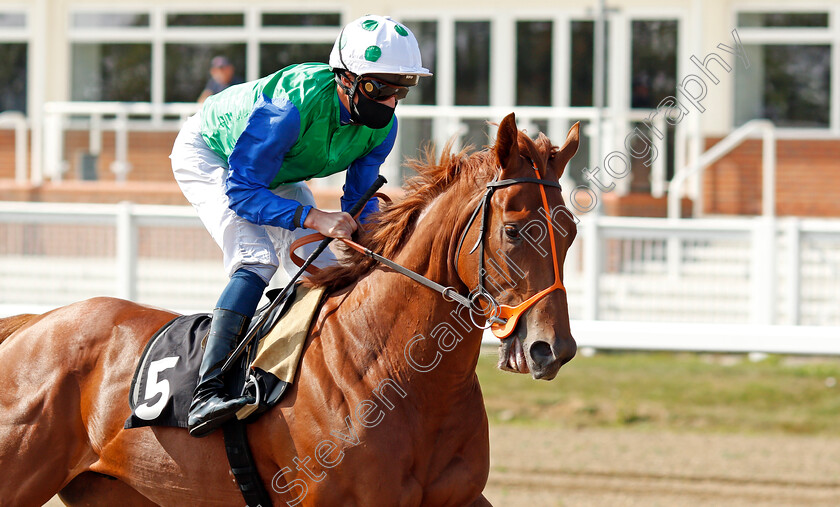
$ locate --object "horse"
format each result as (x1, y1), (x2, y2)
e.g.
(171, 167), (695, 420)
(0, 112), (579, 506)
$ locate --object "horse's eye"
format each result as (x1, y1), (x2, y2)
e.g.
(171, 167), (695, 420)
(504, 224), (521, 240)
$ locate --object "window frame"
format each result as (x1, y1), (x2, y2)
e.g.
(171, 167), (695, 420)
(66, 5), (346, 106)
(0, 6), (30, 115)
(394, 9), (685, 192)
(732, 4), (840, 136)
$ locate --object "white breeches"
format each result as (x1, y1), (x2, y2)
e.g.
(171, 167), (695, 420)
(170, 112), (336, 284)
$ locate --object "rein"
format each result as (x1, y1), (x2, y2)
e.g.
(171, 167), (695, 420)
(290, 165), (565, 339)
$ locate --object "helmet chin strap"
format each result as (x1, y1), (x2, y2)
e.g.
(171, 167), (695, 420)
(334, 71), (365, 125)
(334, 27), (365, 126)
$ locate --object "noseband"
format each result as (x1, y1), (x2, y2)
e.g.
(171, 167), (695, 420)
(454, 164), (566, 338)
(289, 165), (566, 340)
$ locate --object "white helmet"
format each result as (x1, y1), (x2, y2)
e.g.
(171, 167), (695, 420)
(330, 15), (432, 83)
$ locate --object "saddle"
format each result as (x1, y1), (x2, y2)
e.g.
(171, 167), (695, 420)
(124, 283), (325, 429)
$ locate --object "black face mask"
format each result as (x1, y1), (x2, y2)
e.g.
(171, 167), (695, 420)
(336, 71), (395, 129)
(350, 88), (395, 129)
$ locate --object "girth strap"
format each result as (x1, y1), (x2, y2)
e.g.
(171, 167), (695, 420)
(223, 420), (272, 506)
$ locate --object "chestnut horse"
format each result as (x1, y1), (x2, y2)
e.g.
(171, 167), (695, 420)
(0, 113), (578, 506)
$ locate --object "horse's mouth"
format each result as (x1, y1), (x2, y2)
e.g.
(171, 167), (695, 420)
(497, 336), (530, 374)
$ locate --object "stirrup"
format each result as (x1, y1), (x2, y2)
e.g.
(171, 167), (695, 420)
(235, 374), (261, 420)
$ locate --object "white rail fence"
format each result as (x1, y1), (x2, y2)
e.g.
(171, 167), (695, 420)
(40, 102), (200, 184)
(1, 202), (838, 354)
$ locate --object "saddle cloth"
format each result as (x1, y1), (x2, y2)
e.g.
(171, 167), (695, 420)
(124, 284), (325, 429)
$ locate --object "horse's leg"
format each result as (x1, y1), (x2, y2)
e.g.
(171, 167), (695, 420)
(468, 494), (494, 506)
(59, 472), (159, 506)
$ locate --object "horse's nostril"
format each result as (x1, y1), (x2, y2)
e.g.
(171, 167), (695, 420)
(529, 340), (554, 366)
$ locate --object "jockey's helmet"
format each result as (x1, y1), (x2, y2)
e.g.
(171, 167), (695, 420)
(330, 15), (432, 86)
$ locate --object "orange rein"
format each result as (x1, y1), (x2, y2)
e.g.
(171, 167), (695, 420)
(288, 173), (565, 340)
(287, 192), (391, 275)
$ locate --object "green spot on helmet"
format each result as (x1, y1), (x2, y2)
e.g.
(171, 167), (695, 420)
(364, 46), (382, 62)
(394, 24), (408, 36)
(361, 19), (379, 31)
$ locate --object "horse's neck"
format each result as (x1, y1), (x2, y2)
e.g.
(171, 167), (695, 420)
(330, 189), (485, 410)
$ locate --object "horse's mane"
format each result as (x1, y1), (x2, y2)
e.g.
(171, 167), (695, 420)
(306, 131), (557, 292)
(0, 314), (36, 346)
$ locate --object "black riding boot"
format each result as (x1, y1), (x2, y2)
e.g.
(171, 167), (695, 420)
(188, 308), (253, 437)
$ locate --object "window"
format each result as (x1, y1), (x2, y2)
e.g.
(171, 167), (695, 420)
(737, 12), (828, 28)
(72, 44), (152, 102)
(630, 19), (679, 189)
(68, 9), (342, 105)
(402, 21), (437, 106)
(631, 20), (677, 109)
(570, 20), (610, 107)
(166, 14), (244, 28)
(0, 11), (27, 113)
(165, 44), (245, 102)
(395, 21), (437, 184)
(0, 44), (27, 113)
(455, 21), (490, 106)
(734, 10), (834, 129)
(516, 21), (552, 106)
(735, 44), (830, 128)
(0, 12), (26, 28)
(259, 44), (331, 76)
(72, 13), (149, 28)
(261, 13), (340, 27)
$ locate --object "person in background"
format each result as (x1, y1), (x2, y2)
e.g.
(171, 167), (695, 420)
(170, 15), (431, 437)
(197, 56), (243, 103)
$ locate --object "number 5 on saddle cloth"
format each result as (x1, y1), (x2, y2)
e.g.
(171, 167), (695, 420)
(125, 176), (387, 430)
(124, 283), (325, 429)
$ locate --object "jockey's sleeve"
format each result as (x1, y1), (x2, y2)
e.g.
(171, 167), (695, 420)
(225, 95), (307, 230)
(341, 117), (398, 223)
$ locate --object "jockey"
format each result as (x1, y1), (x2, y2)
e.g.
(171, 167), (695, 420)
(170, 14), (431, 437)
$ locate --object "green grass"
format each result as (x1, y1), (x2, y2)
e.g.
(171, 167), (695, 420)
(477, 347), (840, 435)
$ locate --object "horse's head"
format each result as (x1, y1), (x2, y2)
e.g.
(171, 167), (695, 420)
(456, 113), (579, 380)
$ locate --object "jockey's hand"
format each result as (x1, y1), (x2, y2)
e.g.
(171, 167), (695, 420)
(303, 209), (358, 239)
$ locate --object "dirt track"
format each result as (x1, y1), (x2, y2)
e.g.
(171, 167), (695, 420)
(45, 426), (840, 506)
(484, 426), (840, 506)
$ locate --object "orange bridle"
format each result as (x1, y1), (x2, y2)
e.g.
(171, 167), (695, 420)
(454, 165), (565, 339)
(288, 166), (566, 340)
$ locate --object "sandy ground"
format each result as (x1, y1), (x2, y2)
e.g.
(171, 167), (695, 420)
(483, 426), (840, 506)
(44, 426), (840, 506)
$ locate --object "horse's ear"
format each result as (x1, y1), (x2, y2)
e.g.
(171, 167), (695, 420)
(549, 121), (580, 178)
(495, 113), (520, 171)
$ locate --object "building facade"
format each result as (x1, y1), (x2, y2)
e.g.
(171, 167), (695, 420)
(1, 0), (838, 216)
